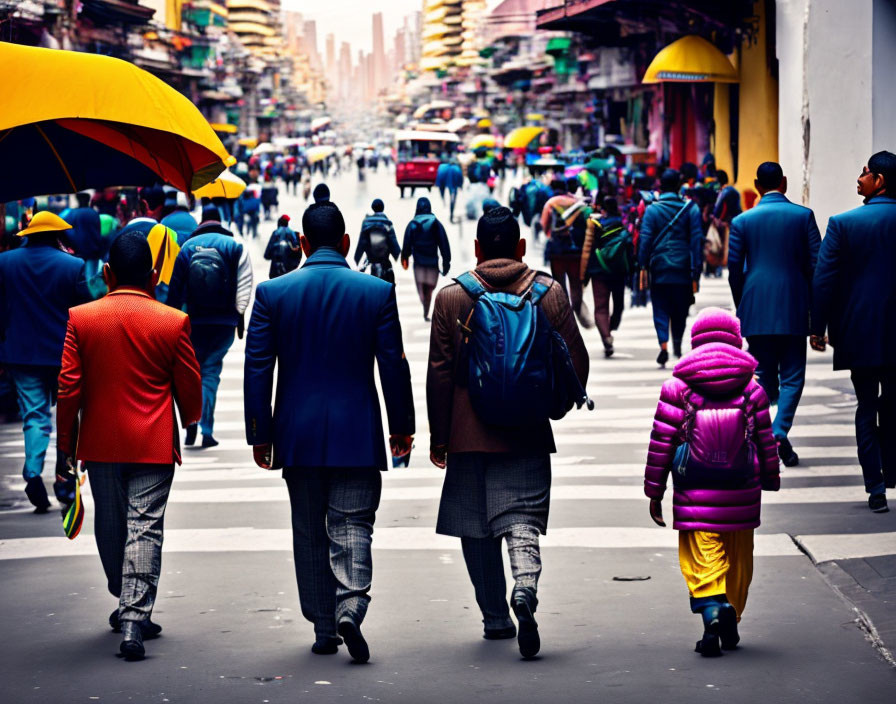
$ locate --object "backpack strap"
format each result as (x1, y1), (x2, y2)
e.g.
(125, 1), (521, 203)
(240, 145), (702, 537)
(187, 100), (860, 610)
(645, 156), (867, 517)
(530, 273), (554, 307)
(455, 271), (487, 300)
(678, 388), (699, 443)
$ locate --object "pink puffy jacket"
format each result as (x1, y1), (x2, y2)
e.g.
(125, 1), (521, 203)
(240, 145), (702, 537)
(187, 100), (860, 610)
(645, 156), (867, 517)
(643, 318), (780, 531)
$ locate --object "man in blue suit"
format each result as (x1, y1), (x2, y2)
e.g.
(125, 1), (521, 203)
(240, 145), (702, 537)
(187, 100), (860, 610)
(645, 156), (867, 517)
(811, 151), (896, 513)
(0, 211), (89, 511)
(244, 201), (414, 662)
(728, 162), (821, 467)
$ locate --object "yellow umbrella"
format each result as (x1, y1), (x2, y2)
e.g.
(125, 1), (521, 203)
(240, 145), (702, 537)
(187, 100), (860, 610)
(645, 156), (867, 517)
(0, 43), (229, 202)
(476, 118), (493, 128)
(306, 145), (336, 163)
(239, 136), (259, 148)
(470, 134), (496, 149)
(146, 224), (180, 287)
(643, 35), (738, 84)
(209, 122), (238, 134)
(504, 126), (545, 149)
(193, 170), (247, 200)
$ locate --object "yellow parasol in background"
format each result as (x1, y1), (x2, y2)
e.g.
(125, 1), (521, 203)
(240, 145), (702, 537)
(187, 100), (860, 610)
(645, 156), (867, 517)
(193, 170), (247, 200)
(0, 43), (231, 202)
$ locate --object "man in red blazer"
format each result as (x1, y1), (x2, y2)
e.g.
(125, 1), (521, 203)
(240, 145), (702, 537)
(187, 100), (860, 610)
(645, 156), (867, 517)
(57, 231), (202, 661)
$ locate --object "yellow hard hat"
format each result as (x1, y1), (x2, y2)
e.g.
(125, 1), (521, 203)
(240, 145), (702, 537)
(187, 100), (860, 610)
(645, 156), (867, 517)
(17, 211), (71, 237)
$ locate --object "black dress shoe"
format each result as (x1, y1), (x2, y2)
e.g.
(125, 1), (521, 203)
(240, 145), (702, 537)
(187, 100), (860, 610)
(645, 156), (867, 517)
(110, 611), (162, 639)
(511, 587), (540, 659)
(777, 437), (799, 467)
(24, 477), (51, 513)
(120, 625), (145, 661)
(695, 632), (722, 657)
(483, 625), (517, 640)
(201, 435), (219, 448)
(311, 636), (343, 655)
(337, 618), (370, 663)
(185, 424), (198, 446)
(657, 348), (669, 368)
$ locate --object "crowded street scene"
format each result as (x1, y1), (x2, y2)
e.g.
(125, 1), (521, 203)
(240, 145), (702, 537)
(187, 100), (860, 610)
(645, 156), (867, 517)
(0, 0), (894, 702)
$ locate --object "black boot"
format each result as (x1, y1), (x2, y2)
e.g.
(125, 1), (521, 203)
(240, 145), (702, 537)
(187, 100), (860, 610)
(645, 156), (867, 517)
(672, 339), (683, 358)
(718, 603), (740, 650)
(695, 604), (723, 657)
(337, 617), (370, 663)
(185, 423), (198, 446)
(24, 476), (50, 513)
(120, 623), (145, 661)
(656, 348), (669, 368)
(311, 635), (343, 655)
(777, 437), (799, 467)
(511, 586), (540, 659)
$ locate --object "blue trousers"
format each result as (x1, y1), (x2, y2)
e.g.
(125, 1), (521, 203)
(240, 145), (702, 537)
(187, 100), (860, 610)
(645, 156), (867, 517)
(189, 325), (235, 436)
(850, 368), (896, 496)
(650, 283), (691, 345)
(748, 335), (807, 439)
(6, 365), (57, 480)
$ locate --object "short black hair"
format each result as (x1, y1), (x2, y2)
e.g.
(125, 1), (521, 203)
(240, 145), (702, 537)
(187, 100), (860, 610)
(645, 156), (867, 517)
(302, 202), (345, 249)
(76, 192), (91, 207)
(756, 162), (784, 190)
(371, 198), (384, 213)
(868, 151), (896, 194)
(602, 196), (619, 215)
(108, 230), (152, 288)
(312, 183), (330, 203)
(660, 169), (681, 193)
(716, 170), (729, 185)
(566, 177), (580, 193)
(680, 162), (698, 181)
(476, 206), (520, 260)
(549, 178), (567, 194)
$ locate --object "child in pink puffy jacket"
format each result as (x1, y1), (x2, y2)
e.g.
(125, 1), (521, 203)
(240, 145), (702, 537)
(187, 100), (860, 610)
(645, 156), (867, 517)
(643, 307), (780, 657)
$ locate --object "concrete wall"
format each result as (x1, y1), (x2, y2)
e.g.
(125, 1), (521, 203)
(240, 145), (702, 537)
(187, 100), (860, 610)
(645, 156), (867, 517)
(777, 0), (878, 230)
(873, 0), (896, 153)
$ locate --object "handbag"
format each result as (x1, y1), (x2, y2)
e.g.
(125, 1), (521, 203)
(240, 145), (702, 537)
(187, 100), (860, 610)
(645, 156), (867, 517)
(62, 468), (86, 540)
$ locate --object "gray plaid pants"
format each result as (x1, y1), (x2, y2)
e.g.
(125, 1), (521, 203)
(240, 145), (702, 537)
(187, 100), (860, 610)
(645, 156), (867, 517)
(87, 463), (174, 626)
(283, 468), (382, 639)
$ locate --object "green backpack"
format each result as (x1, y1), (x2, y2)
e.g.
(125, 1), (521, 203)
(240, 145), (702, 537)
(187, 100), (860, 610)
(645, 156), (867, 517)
(593, 223), (634, 275)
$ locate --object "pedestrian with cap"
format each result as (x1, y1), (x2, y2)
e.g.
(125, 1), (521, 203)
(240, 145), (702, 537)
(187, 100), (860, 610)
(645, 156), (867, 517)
(0, 211), (90, 512)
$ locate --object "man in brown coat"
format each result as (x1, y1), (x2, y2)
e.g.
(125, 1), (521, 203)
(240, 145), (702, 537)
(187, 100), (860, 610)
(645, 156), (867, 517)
(426, 207), (589, 659)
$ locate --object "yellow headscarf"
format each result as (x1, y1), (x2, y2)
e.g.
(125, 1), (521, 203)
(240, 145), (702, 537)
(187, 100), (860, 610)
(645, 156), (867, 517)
(145, 224), (180, 286)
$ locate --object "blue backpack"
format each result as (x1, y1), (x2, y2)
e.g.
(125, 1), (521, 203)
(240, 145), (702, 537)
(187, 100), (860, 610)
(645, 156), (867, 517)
(455, 272), (593, 426)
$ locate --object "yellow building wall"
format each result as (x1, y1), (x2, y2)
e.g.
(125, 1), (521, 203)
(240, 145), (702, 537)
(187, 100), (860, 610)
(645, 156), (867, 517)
(712, 1), (778, 205)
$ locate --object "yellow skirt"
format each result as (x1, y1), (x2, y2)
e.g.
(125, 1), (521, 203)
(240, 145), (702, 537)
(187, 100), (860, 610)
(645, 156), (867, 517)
(678, 529), (754, 620)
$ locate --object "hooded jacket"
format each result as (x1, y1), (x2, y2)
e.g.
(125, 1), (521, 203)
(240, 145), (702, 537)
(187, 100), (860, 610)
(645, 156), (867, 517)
(401, 197), (451, 270)
(643, 308), (779, 531)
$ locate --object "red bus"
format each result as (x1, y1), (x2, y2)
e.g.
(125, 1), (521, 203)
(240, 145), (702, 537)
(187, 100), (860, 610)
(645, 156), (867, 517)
(395, 130), (460, 197)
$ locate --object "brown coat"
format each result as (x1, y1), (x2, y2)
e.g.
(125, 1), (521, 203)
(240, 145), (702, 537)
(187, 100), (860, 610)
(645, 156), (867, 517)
(426, 258), (589, 454)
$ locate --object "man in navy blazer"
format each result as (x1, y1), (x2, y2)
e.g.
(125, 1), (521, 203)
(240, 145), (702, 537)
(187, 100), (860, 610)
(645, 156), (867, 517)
(244, 201), (414, 662)
(0, 211), (90, 511)
(728, 162), (821, 467)
(811, 151), (896, 513)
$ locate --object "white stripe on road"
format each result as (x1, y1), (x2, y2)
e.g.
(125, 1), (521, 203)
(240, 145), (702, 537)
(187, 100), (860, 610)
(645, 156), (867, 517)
(0, 526), (804, 560)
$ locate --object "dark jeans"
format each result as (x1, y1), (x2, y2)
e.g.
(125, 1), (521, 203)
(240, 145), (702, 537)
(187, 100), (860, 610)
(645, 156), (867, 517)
(550, 255), (587, 318)
(849, 368), (896, 495)
(190, 324), (235, 436)
(88, 463), (174, 625)
(748, 335), (807, 439)
(650, 283), (691, 346)
(591, 275), (625, 343)
(284, 468), (382, 638)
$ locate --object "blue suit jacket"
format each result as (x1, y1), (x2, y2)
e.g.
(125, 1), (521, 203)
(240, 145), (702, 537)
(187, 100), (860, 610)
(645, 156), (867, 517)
(811, 196), (896, 370)
(244, 248), (414, 469)
(728, 192), (821, 336)
(0, 243), (89, 367)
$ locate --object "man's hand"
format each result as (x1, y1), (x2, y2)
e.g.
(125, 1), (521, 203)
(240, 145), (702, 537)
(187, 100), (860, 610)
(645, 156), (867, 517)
(430, 444), (447, 469)
(401, 259), (409, 271)
(639, 269), (648, 291)
(253, 444), (273, 469)
(389, 434), (413, 458)
(809, 334), (827, 352)
(649, 499), (666, 527)
(692, 279), (699, 295)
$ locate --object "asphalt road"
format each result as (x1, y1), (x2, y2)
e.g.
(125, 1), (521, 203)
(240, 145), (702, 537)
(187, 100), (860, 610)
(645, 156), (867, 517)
(1, 167), (894, 703)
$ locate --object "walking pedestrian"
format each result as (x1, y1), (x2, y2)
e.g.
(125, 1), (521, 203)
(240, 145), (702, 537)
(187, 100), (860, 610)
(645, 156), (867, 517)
(244, 201), (414, 663)
(237, 187), (260, 239)
(638, 169), (704, 366)
(540, 179), (593, 328)
(65, 192), (104, 276)
(0, 212), (90, 512)
(56, 231), (202, 661)
(706, 170), (741, 276)
(580, 197), (633, 356)
(264, 215), (301, 279)
(160, 192), (198, 247)
(167, 219), (252, 448)
(644, 308), (779, 657)
(401, 197), (451, 321)
(811, 151), (896, 513)
(355, 199), (400, 284)
(728, 162), (821, 468)
(426, 207), (589, 659)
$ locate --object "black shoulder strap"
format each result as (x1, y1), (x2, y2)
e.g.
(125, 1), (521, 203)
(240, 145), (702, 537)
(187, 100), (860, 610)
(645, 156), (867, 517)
(652, 200), (694, 252)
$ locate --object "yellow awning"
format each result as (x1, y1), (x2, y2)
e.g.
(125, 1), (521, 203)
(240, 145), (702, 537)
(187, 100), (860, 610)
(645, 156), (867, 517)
(209, 122), (237, 134)
(504, 126), (544, 149)
(642, 35), (738, 84)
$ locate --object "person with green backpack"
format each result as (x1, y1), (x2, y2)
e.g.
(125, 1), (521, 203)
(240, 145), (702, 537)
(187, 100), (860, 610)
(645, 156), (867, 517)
(580, 197), (633, 357)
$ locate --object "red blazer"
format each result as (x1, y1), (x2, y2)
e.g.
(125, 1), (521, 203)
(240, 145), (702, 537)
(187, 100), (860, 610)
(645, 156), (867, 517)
(57, 288), (202, 465)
